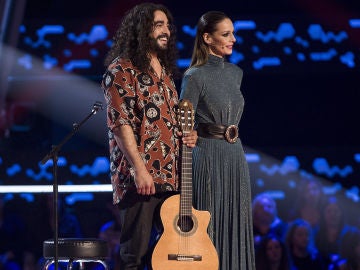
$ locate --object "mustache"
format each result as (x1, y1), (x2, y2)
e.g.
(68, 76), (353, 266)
(157, 34), (169, 40)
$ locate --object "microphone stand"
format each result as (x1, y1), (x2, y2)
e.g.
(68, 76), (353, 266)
(40, 101), (103, 270)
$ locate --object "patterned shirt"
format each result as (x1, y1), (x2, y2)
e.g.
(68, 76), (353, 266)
(102, 57), (179, 204)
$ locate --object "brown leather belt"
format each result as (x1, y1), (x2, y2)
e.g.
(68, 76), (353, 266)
(196, 123), (238, 143)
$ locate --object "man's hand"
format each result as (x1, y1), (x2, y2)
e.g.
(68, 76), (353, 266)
(134, 168), (156, 195)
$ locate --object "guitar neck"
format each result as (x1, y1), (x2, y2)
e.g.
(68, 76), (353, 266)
(180, 142), (192, 217)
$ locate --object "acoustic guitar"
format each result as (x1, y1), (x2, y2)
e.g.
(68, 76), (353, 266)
(151, 99), (219, 270)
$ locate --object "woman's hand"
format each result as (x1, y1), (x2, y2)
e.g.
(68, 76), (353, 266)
(178, 130), (198, 148)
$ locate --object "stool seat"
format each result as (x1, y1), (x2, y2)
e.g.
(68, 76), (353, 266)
(43, 238), (109, 270)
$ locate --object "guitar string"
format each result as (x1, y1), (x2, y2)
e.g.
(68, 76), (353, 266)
(179, 112), (192, 259)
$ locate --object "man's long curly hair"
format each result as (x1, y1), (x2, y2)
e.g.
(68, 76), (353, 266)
(104, 3), (179, 78)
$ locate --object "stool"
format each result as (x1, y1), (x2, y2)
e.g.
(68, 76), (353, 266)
(43, 238), (109, 270)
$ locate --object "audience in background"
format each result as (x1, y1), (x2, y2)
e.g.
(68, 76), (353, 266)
(3, 176), (360, 270)
(252, 192), (288, 250)
(285, 218), (326, 270)
(255, 233), (293, 270)
(314, 195), (358, 268)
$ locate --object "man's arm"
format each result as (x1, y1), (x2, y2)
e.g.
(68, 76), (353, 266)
(113, 125), (156, 195)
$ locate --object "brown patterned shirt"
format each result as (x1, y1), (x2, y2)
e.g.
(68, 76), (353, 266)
(102, 57), (179, 204)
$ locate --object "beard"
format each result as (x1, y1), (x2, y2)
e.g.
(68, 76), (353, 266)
(150, 34), (169, 54)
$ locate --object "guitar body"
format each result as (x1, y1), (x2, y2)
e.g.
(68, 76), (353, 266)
(151, 194), (219, 270)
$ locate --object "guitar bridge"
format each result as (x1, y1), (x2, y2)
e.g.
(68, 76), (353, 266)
(168, 254), (202, 261)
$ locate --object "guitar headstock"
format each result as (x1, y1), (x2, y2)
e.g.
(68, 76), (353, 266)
(177, 99), (194, 134)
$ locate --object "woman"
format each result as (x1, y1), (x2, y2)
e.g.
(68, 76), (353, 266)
(255, 234), (293, 270)
(285, 219), (326, 270)
(287, 176), (325, 228)
(329, 229), (360, 270)
(180, 11), (255, 269)
(314, 196), (357, 268)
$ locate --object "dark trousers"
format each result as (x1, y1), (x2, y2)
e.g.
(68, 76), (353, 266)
(118, 192), (174, 270)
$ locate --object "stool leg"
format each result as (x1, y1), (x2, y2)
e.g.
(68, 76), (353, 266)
(91, 260), (108, 270)
(79, 261), (85, 270)
(44, 259), (54, 270)
(45, 258), (108, 270)
(98, 260), (108, 270)
(67, 259), (74, 270)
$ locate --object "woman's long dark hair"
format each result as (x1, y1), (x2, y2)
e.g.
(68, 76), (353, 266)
(104, 3), (178, 77)
(255, 234), (292, 270)
(190, 11), (229, 67)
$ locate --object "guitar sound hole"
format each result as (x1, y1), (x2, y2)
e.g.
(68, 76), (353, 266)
(177, 215), (194, 232)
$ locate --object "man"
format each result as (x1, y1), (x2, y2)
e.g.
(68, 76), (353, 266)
(101, 3), (197, 269)
(252, 193), (288, 251)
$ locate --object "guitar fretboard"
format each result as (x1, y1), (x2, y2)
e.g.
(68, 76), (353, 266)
(180, 140), (192, 217)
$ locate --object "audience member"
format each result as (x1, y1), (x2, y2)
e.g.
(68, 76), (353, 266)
(314, 195), (358, 267)
(253, 192), (288, 250)
(287, 176), (326, 228)
(27, 194), (83, 268)
(0, 195), (28, 270)
(285, 218), (326, 270)
(92, 202), (122, 270)
(95, 220), (121, 270)
(328, 228), (360, 270)
(255, 233), (293, 270)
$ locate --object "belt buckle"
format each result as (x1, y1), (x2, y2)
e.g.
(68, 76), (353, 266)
(225, 125), (238, 143)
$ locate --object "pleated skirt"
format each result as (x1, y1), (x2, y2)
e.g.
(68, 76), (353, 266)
(191, 137), (255, 270)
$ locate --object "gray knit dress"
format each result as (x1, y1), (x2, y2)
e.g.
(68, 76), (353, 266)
(180, 54), (255, 270)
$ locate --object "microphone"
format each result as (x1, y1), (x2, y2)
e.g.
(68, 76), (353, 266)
(92, 101), (103, 114)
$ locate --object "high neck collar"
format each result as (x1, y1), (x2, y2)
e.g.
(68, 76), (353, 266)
(208, 54), (225, 65)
